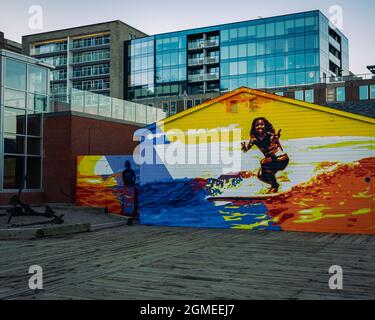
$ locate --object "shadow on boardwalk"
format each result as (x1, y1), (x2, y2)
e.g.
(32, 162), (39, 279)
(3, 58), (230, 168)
(0, 225), (374, 300)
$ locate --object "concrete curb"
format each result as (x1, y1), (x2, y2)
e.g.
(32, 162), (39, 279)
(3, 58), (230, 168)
(0, 223), (90, 240)
(0, 216), (135, 240)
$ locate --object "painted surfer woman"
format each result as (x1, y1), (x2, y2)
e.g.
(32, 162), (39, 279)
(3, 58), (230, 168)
(241, 117), (289, 194)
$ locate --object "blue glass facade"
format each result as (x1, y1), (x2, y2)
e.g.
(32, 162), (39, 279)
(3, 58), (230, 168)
(127, 10), (349, 101)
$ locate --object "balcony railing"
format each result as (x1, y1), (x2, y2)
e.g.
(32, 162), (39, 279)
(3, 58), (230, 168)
(31, 45), (67, 55)
(70, 39), (110, 50)
(49, 88), (166, 125)
(188, 40), (220, 50)
(71, 70), (110, 79)
(188, 58), (204, 66)
(188, 74), (204, 82)
(205, 56), (220, 64)
(188, 73), (220, 82)
(51, 72), (67, 81)
(205, 40), (220, 48)
(204, 73), (219, 81)
(70, 53), (110, 64)
(188, 41), (204, 50)
(72, 82), (110, 91)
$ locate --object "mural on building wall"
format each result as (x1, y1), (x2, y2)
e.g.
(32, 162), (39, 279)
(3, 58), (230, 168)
(76, 155), (139, 215)
(138, 88), (375, 234)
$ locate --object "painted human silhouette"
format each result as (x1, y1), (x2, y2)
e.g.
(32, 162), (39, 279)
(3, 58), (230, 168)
(241, 117), (289, 194)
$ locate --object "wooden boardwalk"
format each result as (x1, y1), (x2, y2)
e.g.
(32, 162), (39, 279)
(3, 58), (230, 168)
(0, 225), (374, 300)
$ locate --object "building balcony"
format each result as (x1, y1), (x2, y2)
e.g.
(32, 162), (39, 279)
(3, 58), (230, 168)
(188, 74), (204, 82)
(31, 46), (67, 56)
(71, 71), (110, 79)
(204, 56), (220, 64)
(51, 73), (67, 81)
(188, 57), (204, 66)
(205, 40), (220, 48)
(70, 41), (110, 51)
(187, 40), (220, 50)
(188, 73), (220, 82)
(204, 72), (219, 81)
(70, 54), (110, 65)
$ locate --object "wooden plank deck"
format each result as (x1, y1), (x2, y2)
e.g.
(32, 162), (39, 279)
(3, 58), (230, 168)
(0, 225), (374, 300)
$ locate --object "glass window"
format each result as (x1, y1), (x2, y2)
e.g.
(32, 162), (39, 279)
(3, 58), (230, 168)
(266, 23), (275, 37)
(238, 27), (247, 38)
(295, 17), (305, 33)
(4, 89), (26, 109)
(221, 29), (229, 42)
(27, 114), (42, 136)
(247, 25), (256, 39)
(28, 93), (47, 112)
(247, 59), (257, 73)
(4, 107), (26, 135)
(275, 21), (285, 36)
(27, 137), (41, 155)
(238, 44), (247, 57)
(229, 78), (239, 91)
(257, 59), (265, 73)
(295, 54), (305, 69)
(295, 71), (306, 84)
(336, 87), (345, 102)
(221, 62), (229, 76)
(275, 56), (285, 71)
(306, 52), (317, 67)
(286, 55), (295, 69)
(370, 85), (375, 99)
(265, 56), (275, 72)
(266, 74), (276, 87)
(256, 24), (265, 38)
(26, 157), (41, 189)
(285, 37), (295, 52)
(295, 90), (304, 101)
(275, 39), (285, 53)
(247, 76), (257, 89)
(221, 46), (229, 59)
(285, 18), (295, 34)
(229, 62), (238, 75)
(305, 16), (317, 32)
(295, 35), (305, 51)
(305, 34), (317, 50)
(257, 40), (265, 55)
(305, 89), (314, 103)
(247, 42), (256, 56)
(359, 86), (369, 100)
(229, 45), (238, 58)
(3, 155), (25, 189)
(266, 39), (275, 55)
(286, 72), (296, 86)
(5, 58), (26, 90)
(4, 134), (25, 154)
(238, 61), (247, 74)
(229, 28), (238, 41)
(275, 73), (286, 87)
(257, 76), (265, 89)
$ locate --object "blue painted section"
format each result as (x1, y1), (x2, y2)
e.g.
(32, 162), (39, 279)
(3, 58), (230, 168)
(140, 179), (281, 230)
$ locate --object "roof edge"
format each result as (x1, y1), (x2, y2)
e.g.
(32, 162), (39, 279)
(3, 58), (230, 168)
(155, 87), (375, 127)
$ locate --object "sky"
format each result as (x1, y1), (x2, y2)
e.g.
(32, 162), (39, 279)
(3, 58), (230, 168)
(0, 0), (374, 74)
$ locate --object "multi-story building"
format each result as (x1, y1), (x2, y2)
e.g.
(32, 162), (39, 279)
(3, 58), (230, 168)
(0, 31), (22, 54)
(22, 20), (147, 101)
(263, 74), (375, 118)
(125, 10), (349, 114)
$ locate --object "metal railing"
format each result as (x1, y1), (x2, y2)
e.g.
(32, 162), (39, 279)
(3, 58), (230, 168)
(205, 56), (220, 64)
(70, 52), (110, 64)
(31, 45), (67, 55)
(49, 88), (166, 125)
(188, 57), (204, 66)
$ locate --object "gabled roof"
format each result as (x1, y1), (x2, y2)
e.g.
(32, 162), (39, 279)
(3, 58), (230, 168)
(155, 87), (375, 127)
